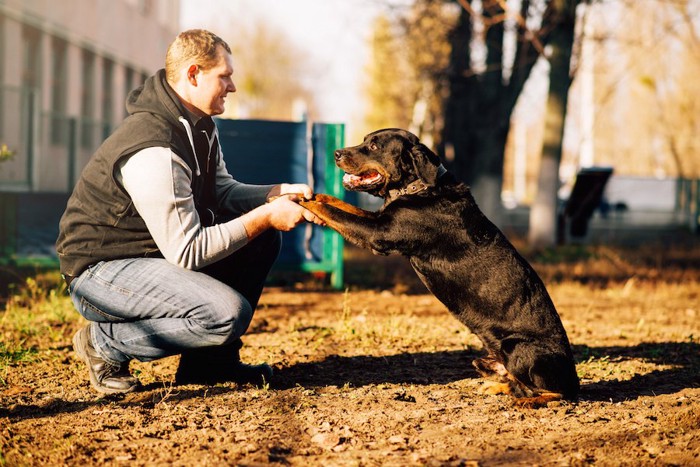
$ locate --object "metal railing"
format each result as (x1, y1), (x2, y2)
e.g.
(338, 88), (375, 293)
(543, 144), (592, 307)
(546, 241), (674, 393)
(0, 85), (110, 193)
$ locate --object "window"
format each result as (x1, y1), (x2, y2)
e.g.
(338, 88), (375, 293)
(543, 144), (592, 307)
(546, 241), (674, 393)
(0, 14), (5, 139)
(138, 0), (153, 16)
(124, 66), (134, 118)
(22, 26), (41, 89)
(102, 58), (114, 137)
(22, 25), (42, 181)
(51, 38), (68, 144)
(80, 49), (95, 148)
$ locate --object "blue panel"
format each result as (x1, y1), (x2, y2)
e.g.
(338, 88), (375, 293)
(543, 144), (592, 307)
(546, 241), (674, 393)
(218, 120), (308, 185)
(217, 119), (341, 269)
(16, 193), (69, 258)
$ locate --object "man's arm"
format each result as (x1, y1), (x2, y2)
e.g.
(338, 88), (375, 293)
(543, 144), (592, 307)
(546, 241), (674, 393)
(238, 195), (319, 239)
(118, 147), (317, 270)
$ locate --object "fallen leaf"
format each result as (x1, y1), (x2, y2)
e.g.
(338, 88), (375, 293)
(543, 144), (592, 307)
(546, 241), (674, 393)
(2, 386), (32, 396)
(310, 433), (341, 450)
(388, 435), (407, 445)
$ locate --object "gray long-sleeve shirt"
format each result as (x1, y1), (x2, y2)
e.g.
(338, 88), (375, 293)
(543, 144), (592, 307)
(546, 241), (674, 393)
(117, 146), (273, 270)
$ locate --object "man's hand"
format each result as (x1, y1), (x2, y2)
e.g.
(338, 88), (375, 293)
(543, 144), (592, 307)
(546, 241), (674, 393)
(265, 196), (324, 230)
(267, 183), (313, 201)
(240, 186), (324, 240)
(266, 183), (323, 226)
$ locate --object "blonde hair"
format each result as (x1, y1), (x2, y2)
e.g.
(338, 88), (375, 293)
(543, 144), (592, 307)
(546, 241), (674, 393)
(165, 29), (231, 84)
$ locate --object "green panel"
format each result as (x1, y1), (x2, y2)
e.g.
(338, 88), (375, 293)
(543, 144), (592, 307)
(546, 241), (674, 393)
(217, 119), (347, 288)
(325, 124), (345, 289)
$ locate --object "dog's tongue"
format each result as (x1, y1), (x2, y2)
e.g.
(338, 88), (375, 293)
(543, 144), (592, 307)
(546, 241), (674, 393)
(343, 171), (381, 187)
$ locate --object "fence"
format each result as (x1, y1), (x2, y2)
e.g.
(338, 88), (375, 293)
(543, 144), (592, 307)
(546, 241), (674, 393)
(0, 112), (347, 288)
(218, 119), (346, 288)
(678, 178), (700, 234)
(0, 85), (108, 193)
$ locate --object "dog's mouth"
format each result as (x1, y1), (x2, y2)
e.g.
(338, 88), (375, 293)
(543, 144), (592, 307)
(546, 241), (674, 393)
(342, 170), (385, 191)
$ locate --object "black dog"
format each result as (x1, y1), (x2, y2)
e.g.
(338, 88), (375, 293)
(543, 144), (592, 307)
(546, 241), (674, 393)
(300, 128), (579, 407)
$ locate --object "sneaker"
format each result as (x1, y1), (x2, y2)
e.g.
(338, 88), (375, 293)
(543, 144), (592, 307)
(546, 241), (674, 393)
(175, 340), (273, 386)
(72, 326), (140, 394)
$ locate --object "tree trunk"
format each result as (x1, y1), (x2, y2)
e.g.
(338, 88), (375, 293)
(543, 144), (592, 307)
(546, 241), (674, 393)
(442, 1), (543, 226)
(528, 1), (578, 248)
(443, 4), (507, 224)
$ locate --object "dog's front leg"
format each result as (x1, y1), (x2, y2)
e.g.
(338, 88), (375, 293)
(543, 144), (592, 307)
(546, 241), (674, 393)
(302, 194), (374, 218)
(299, 198), (389, 253)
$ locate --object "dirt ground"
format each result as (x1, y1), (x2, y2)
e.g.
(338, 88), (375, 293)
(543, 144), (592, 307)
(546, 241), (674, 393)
(1, 240), (699, 466)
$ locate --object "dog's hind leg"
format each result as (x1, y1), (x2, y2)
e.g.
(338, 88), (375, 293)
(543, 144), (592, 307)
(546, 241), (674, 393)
(478, 381), (564, 408)
(479, 381), (512, 395)
(514, 392), (565, 409)
(473, 355), (515, 396)
(472, 355), (508, 380)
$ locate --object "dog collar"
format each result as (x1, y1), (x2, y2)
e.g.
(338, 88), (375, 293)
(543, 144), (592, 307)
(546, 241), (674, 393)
(386, 165), (448, 202)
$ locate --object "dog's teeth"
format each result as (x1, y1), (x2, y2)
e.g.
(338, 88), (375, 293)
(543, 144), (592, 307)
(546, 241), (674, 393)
(343, 172), (382, 188)
(342, 173), (361, 186)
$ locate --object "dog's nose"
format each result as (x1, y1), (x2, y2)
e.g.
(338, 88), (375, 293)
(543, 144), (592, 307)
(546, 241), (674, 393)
(334, 150), (343, 162)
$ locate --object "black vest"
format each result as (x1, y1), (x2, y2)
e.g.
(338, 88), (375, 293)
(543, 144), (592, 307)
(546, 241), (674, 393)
(56, 71), (219, 277)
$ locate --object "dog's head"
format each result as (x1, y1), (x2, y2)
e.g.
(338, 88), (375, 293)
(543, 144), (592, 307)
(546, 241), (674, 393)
(335, 128), (442, 199)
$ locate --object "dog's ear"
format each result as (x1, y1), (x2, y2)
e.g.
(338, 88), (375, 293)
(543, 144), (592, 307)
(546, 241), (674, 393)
(410, 143), (442, 186)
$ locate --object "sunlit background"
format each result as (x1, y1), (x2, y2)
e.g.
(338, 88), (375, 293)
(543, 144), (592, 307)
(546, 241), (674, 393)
(0, 0), (698, 256)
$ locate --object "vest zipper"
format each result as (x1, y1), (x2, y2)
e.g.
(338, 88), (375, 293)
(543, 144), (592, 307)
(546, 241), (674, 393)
(178, 116), (201, 176)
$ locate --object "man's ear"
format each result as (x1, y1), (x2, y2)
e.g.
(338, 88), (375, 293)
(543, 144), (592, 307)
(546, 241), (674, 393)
(410, 143), (441, 186)
(187, 64), (199, 85)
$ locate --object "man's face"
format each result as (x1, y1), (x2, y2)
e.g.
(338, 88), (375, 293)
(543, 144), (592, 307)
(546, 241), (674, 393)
(189, 46), (236, 116)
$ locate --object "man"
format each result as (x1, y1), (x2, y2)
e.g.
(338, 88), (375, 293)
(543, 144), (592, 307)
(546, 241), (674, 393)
(56, 29), (321, 394)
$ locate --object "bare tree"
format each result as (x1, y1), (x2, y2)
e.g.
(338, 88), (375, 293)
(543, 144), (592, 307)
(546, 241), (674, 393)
(364, 0), (579, 229)
(642, 0), (700, 179)
(223, 20), (317, 121)
(363, 1), (458, 146)
(563, 0), (700, 180)
(442, 0), (566, 224)
(528, 0), (578, 248)
(364, 14), (414, 133)
(367, 0), (698, 242)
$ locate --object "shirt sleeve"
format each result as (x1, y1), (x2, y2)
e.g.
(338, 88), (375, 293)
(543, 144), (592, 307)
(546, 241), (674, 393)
(117, 147), (249, 270)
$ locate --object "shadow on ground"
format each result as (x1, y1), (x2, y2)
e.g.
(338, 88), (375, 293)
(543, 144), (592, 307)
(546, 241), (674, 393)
(574, 341), (700, 401)
(4, 342), (698, 422)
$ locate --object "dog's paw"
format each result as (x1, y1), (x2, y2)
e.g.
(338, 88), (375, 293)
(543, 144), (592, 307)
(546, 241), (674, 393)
(478, 381), (511, 395)
(312, 193), (337, 203)
(513, 392), (563, 409)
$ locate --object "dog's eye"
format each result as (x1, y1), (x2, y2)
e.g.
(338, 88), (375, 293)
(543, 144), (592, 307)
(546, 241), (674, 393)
(369, 143), (378, 151)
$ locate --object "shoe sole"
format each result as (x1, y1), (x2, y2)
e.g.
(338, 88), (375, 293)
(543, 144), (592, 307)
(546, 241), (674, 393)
(72, 328), (138, 395)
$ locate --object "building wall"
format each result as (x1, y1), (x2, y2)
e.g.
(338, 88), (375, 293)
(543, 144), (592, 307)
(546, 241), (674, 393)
(0, 0), (180, 192)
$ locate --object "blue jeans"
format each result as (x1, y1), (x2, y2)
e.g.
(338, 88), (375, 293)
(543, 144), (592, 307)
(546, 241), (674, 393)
(69, 229), (282, 365)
